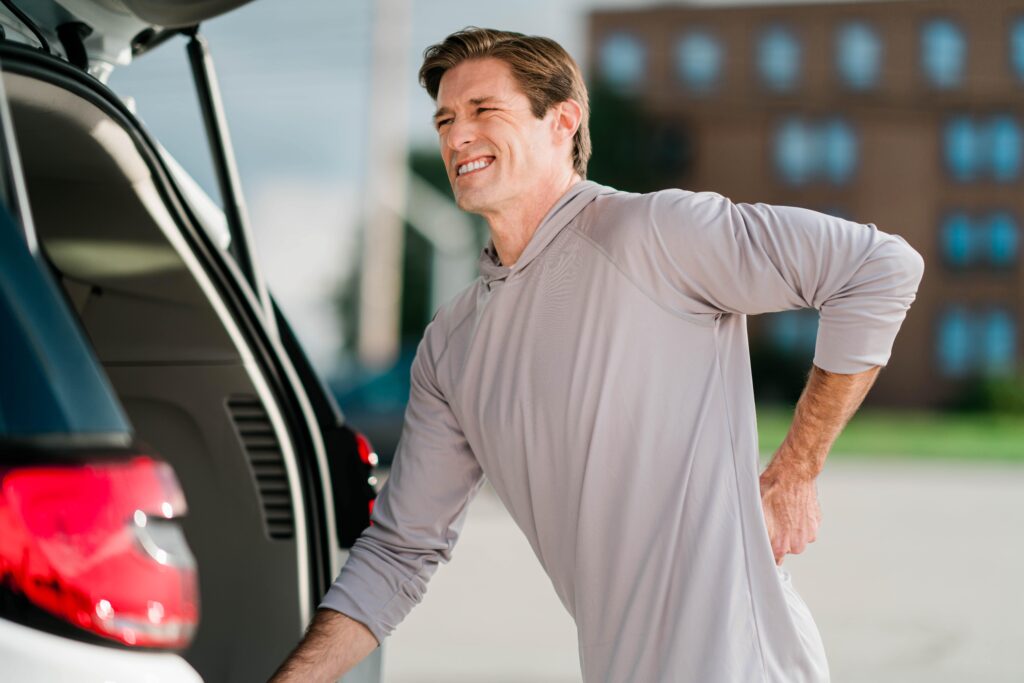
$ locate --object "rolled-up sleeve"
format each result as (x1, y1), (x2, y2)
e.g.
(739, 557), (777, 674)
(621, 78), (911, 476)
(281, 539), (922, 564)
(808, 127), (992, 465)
(318, 318), (485, 644)
(650, 189), (925, 374)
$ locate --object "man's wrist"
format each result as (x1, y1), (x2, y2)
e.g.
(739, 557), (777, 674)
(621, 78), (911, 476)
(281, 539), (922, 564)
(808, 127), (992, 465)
(763, 445), (821, 483)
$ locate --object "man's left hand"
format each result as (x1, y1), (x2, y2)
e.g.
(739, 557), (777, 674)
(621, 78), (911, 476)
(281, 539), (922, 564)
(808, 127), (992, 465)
(759, 461), (822, 566)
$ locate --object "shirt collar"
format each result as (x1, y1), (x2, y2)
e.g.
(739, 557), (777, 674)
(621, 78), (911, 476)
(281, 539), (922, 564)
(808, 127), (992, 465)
(478, 180), (611, 287)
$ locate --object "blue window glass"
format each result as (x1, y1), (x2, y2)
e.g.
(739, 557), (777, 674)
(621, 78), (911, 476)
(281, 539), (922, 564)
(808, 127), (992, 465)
(943, 116), (980, 181)
(599, 33), (646, 90)
(675, 30), (723, 93)
(941, 212), (973, 267)
(1011, 18), (1024, 80)
(921, 18), (966, 89)
(769, 309), (819, 355)
(986, 115), (1023, 182)
(820, 118), (857, 184)
(937, 308), (972, 376)
(980, 310), (1016, 375)
(836, 21), (883, 90)
(0, 209), (131, 436)
(774, 117), (816, 185)
(758, 25), (801, 92)
(775, 118), (857, 185)
(985, 211), (1019, 266)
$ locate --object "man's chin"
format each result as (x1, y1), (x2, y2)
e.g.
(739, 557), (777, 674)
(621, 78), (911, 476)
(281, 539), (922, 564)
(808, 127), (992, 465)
(453, 188), (492, 214)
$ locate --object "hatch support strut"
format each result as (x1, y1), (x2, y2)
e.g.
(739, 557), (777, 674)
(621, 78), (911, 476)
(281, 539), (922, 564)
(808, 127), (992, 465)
(184, 26), (277, 338)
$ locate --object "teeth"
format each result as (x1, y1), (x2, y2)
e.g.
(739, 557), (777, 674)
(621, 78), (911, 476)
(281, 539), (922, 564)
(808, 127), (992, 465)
(457, 158), (493, 175)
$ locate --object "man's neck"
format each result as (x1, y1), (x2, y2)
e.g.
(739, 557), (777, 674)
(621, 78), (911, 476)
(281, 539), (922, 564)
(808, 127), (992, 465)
(484, 171), (583, 267)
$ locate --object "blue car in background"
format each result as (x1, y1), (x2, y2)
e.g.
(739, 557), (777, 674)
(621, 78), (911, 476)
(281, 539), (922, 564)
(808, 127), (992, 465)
(331, 346), (417, 467)
(0, 1), (379, 681)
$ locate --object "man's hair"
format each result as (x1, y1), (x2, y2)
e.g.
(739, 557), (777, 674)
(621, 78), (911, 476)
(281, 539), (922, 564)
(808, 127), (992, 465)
(419, 27), (592, 179)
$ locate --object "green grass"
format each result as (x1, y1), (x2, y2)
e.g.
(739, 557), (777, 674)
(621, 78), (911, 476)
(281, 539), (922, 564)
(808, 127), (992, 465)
(756, 406), (1024, 462)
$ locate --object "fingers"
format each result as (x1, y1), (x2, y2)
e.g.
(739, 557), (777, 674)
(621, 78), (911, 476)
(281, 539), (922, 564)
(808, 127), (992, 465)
(760, 479), (823, 566)
(771, 521), (821, 564)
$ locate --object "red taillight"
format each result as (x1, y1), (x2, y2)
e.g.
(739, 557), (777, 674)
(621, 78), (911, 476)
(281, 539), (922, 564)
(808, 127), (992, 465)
(354, 431), (378, 467)
(0, 455), (198, 649)
(353, 431), (379, 524)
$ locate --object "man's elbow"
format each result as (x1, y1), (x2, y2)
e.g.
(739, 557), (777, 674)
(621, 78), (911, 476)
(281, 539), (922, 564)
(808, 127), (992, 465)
(903, 241), (925, 288)
(885, 235), (925, 298)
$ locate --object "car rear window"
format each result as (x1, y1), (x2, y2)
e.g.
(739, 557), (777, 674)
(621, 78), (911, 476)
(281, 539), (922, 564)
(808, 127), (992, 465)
(0, 207), (130, 438)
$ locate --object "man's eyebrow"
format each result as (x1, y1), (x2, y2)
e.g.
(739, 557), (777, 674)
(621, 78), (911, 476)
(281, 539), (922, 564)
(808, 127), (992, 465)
(432, 96), (501, 120)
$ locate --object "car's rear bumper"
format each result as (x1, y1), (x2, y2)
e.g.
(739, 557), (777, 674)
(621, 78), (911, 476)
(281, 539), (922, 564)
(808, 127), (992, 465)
(0, 616), (203, 683)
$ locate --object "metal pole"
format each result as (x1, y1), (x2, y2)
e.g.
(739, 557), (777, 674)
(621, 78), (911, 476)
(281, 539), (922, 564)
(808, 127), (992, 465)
(185, 27), (277, 339)
(357, 0), (411, 369)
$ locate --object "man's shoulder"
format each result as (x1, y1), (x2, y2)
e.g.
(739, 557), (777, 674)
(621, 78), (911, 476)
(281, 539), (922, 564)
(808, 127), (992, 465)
(584, 183), (713, 208)
(574, 184), (722, 249)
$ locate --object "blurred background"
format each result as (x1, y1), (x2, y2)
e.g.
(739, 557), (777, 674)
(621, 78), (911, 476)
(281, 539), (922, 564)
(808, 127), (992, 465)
(106, 0), (1023, 681)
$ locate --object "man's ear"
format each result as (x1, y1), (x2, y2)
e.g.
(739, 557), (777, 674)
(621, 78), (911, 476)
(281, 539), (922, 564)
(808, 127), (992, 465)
(551, 98), (583, 143)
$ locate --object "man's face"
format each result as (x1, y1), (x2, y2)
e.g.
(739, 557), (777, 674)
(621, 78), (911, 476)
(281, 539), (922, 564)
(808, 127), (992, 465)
(433, 57), (566, 215)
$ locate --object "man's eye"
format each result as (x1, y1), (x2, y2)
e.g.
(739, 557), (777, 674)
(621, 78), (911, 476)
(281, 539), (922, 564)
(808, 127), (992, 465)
(436, 119), (452, 129)
(477, 107), (494, 114)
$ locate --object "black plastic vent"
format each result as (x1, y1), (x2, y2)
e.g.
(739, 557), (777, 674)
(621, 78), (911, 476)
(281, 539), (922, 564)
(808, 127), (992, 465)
(227, 396), (295, 540)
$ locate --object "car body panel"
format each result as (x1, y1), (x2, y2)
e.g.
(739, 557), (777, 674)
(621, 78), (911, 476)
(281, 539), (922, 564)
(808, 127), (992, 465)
(3, 0), (257, 81)
(0, 617), (203, 683)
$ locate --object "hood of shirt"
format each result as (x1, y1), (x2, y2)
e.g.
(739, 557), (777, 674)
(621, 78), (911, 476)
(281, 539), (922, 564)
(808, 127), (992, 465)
(477, 180), (615, 288)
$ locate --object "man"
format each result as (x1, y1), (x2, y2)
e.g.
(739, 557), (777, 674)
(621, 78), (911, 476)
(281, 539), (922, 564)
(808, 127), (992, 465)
(271, 28), (924, 683)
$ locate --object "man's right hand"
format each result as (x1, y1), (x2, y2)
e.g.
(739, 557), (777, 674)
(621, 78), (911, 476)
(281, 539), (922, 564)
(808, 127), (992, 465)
(268, 608), (380, 683)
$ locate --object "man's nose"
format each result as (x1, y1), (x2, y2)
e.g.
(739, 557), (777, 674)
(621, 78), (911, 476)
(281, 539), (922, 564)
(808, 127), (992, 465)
(445, 116), (477, 152)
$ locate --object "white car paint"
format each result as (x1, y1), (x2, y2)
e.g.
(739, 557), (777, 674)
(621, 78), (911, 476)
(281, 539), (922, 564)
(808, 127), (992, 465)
(0, 617), (203, 683)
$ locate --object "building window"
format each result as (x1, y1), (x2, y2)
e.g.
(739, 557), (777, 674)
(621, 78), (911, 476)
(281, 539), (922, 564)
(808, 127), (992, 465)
(981, 309), (1017, 374)
(599, 32), (646, 90)
(943, 115), (1023, 183)
(774, 116), (858, 186)
(820, 119), (857, 183)
(768, 309), (819, 356)
(1011, 17), (1024, 80)
(941, 211), (973, 267)
(836, 21), (883, 90)
(985, 211), (1020, 267)
(758, 25), (801, 92)
(921, 18), (966, 89)
(987, 115), (1023, 181)
(775, 117), (816, 185)
(939, 308), (1018, 377)
(937, 307), (972, 377)
(941, 210), (1020, 269)
(943, 116), (980, 181)
(675, 29), (724, 93)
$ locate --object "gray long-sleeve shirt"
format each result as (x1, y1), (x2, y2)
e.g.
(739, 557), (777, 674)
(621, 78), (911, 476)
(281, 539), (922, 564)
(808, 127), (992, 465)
(320, 180), (925, 682)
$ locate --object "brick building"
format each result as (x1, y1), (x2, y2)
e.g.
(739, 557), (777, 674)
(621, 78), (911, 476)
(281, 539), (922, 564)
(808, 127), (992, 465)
(588, 0), (1023, 408)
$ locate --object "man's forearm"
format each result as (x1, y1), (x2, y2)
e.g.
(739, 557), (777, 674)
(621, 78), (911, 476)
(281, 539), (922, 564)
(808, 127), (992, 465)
(766, 363), (881, 480)
(759, 362), (882, 564)
(268, 608), (379, 683)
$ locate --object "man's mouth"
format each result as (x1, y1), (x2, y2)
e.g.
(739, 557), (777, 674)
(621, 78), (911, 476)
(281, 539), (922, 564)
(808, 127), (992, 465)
(456, 156), (495, 177)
